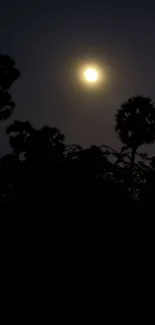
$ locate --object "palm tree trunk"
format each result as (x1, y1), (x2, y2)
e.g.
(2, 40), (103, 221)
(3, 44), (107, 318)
(131, 146), (136, 173)
(125, 146), (137, 214)
(128, 146), (137, 192)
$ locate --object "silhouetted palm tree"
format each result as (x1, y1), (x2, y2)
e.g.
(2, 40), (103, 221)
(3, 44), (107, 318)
(115, 96), (155, 190)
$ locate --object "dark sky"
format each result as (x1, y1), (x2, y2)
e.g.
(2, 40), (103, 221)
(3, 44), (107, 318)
(1, 0), (155, 154)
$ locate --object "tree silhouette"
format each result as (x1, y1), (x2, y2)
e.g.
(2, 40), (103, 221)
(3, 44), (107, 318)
(0, 54), (20, 120)
(5, 120), (65, 208)
(6, 120), (65, 163)
(115, 95), (155, 190)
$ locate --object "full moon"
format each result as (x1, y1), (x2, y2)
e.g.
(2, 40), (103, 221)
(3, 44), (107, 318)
(84, 68), (98, 83)
(77, 61), (106, 88)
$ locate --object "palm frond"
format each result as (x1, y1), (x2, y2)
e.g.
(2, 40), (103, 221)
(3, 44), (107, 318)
(114, 95), (155, 148)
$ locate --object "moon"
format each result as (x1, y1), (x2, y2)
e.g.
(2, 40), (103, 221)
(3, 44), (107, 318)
(84, 68), (98, 83)
(77, 61), (107, 89)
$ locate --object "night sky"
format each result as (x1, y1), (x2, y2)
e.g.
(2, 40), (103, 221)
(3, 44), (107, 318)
(1, 0), (155, 155)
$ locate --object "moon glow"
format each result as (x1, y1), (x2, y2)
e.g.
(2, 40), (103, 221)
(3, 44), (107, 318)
(84, 68), (98, 82)
(77, 62), (105, 88)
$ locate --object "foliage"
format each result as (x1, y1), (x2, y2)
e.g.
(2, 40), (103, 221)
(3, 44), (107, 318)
(115, 96), (155, 149)
(0, 54), (20, 120)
